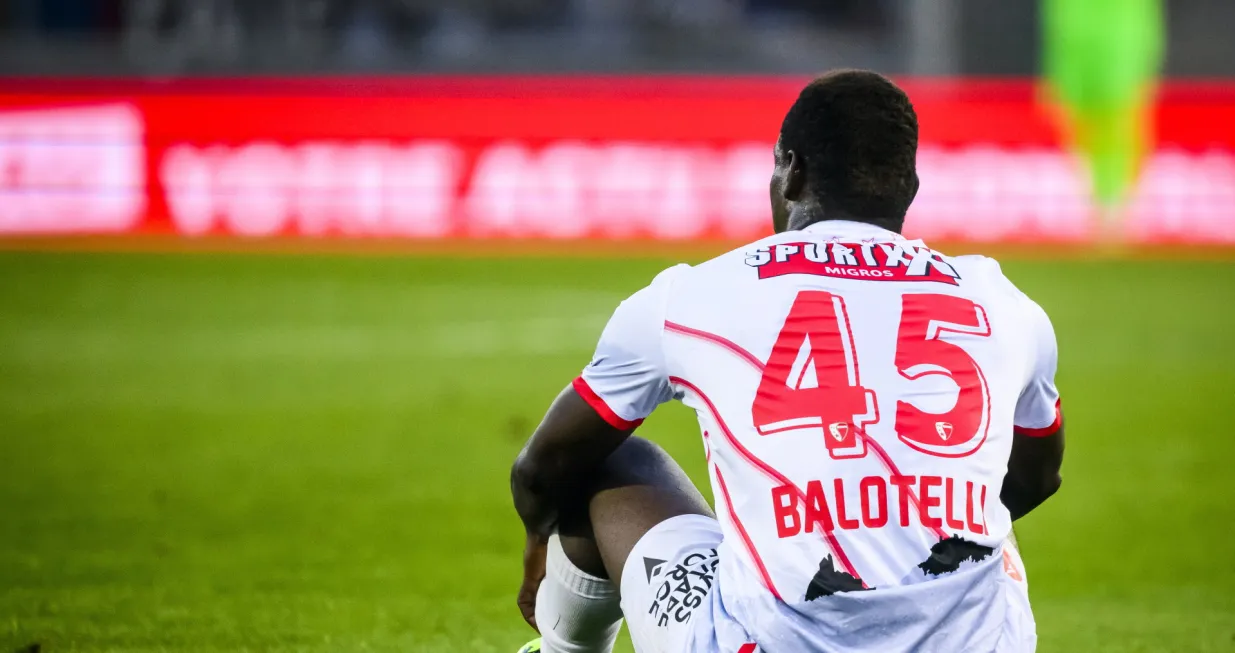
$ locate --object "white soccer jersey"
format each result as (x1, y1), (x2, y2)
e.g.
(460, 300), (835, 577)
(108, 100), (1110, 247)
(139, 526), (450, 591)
(575, 221), (1061, 652)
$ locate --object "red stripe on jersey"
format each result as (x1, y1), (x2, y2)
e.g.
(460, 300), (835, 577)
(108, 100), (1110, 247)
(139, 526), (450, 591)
(670, 375), (864, 585)
(667, 317), (949, 541)
(737, 645), (758, 653)
(664, 321), (765, 372)
(861, 433), (948, 541)
(715, 464), (783, 601)
(1014, 399), (1063, 438)
(571, 376), (644, 431)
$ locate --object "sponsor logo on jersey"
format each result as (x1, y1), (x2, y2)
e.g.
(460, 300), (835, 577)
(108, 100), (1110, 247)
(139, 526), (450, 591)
(744, 241), (961, 285)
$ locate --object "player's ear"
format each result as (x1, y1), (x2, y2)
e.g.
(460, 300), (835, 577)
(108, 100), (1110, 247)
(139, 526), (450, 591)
(784, 150), (805, 201)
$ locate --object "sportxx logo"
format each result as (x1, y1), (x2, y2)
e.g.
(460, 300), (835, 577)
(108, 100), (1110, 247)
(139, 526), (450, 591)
(745, 242), (962, 286)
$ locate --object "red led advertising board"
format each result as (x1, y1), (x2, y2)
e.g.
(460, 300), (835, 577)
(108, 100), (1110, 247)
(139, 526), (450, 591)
(0, 77), (1232, 244)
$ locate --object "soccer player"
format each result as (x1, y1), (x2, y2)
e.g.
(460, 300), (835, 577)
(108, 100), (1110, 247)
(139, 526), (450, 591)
(511, 70), (1064, 653)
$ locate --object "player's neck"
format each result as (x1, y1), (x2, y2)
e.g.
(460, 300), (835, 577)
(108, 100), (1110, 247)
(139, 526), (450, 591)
(786, 205), (865, 232)
(785, 203), (827, 232)
(786, 205), (902, 235)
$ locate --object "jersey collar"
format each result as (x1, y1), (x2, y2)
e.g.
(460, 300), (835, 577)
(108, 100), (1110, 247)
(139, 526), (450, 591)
(799, 220), (906, 242)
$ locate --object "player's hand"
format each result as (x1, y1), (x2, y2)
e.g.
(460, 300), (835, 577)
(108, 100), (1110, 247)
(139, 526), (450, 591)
(517, 533), (549, 631)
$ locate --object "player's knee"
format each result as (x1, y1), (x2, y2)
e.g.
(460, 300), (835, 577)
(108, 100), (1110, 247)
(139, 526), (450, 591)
(591, 436), (712, 519)
(556, 529), (608, 579)
(595, 437), (680, 490)
(604, 436), (667, 471)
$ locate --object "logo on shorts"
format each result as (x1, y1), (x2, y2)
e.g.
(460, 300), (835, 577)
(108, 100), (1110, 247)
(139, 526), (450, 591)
(1002, 548), (1025, 582)
(646, 548), (718, 628)
(643, 557), (667, 583)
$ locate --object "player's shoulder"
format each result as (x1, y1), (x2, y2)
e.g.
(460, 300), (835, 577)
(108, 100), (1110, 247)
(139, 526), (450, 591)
(948, 253), (1009, 289)
(636, 235), (775, 288)
(612, 262), (694, 318)
(649, 236), (786, 302)
(650, 261), (694, 284)
(641, 262), (694, 296)
(686, 231), (790, 277)
(949, 253), (1051, 325)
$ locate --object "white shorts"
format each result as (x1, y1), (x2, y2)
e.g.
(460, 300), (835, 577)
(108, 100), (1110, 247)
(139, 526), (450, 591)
(619, 515), (753, 653)
(997, 543), (1037, 651)
(619, 515), (1036, 653)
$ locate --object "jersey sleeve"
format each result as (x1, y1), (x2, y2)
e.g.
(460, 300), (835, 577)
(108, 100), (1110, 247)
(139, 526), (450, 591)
(1013, 298), (1063, 437)
(573, 265), (688, 430)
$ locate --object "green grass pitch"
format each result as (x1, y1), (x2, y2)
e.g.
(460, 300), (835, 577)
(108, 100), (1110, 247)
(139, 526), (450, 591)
(1, 250), (1233, 652)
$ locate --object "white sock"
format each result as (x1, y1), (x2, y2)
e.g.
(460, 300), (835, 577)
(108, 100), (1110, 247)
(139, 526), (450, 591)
(535, 533), (623, 653)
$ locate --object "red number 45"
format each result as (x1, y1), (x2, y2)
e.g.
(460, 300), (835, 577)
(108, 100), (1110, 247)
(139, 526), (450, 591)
(752, 291), (992, 459)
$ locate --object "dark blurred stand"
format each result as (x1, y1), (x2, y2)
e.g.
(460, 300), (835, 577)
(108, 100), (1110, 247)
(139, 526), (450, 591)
(0, 0), (903, 75)
(0, 0), (1231, 76)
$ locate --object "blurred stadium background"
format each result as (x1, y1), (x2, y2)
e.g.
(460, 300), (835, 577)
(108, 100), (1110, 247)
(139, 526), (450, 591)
(1, 1), (1233, 652)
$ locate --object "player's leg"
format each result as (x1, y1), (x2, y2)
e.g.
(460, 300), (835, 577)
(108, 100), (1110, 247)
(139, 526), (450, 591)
(531, 436), (715, 653)
(563, 435), (714, 584)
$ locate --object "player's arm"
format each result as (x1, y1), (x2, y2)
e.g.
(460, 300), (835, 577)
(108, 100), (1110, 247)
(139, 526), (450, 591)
(510, 267), (680, 627)
(1002, 424), (1064, 521)
(1001, 300), (1065, 521)
(509, 383), (635, 630)
(510, 385), (634, 540)
(510, 267), (676, 536)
